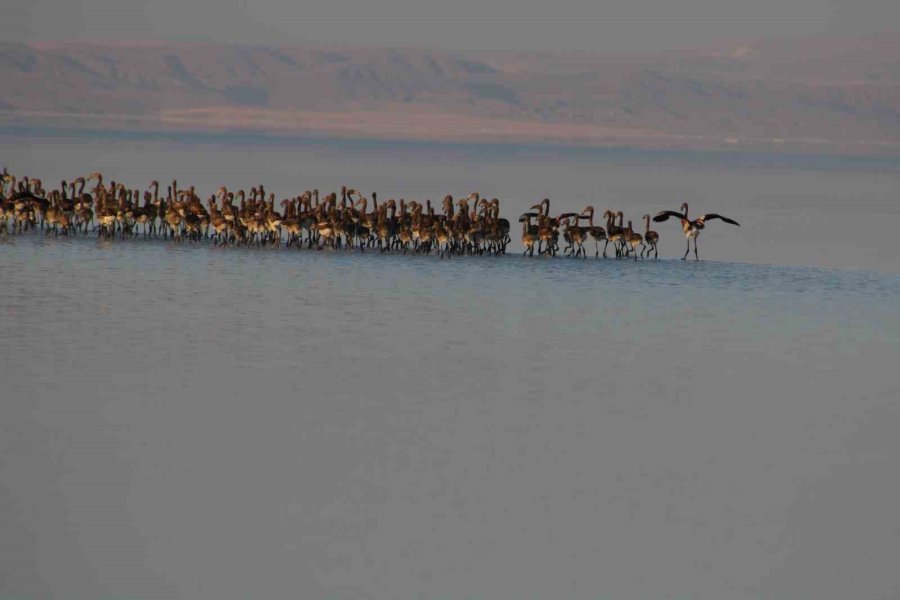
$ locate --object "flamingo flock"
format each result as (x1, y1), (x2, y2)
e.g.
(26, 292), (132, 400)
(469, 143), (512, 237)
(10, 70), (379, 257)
(0, 170), (740, 260)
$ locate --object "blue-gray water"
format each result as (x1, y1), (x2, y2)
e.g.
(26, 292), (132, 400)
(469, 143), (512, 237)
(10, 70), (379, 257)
(2, 134), (900, 600)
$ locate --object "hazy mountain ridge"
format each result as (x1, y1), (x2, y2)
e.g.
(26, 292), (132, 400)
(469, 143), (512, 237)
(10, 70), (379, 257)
(3, 36), (900, 152)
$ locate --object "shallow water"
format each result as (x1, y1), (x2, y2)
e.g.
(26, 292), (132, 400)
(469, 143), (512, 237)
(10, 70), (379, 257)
(1, 229), (899, 600)
(5, 130), (900, 273)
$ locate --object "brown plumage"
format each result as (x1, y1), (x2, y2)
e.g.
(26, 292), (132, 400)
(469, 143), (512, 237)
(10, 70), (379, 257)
(642, 214), (659, 259)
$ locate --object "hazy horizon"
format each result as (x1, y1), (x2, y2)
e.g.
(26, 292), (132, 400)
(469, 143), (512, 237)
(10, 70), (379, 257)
(6, 0), (900, 55)
(4, 3), (900, 596)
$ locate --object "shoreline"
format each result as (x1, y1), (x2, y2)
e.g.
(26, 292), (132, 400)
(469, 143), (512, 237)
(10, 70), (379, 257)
(7, 123), (900, 166)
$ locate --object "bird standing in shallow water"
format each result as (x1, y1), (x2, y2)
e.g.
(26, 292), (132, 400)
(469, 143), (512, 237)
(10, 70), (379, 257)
(642, 214), (659, 259)
(653, 202), (739, 260)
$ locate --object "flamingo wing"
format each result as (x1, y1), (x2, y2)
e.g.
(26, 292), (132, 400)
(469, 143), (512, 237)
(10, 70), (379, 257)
(700, 213), (740, 226)
(653, 210), (686, 223)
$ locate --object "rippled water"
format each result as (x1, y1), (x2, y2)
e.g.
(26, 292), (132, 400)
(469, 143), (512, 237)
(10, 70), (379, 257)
(2, 133), (900, 600)
(2, 231), (899, 600)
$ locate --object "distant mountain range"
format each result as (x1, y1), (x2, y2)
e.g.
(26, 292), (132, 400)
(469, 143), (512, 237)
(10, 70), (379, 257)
(3, 35), (900, 154)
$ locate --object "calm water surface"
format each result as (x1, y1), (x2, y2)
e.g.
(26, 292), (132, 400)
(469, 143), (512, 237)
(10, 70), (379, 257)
(2, 134), (900, 600)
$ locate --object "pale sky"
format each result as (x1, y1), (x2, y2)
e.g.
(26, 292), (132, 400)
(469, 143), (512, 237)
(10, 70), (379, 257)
(5, 0), (899, 54)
